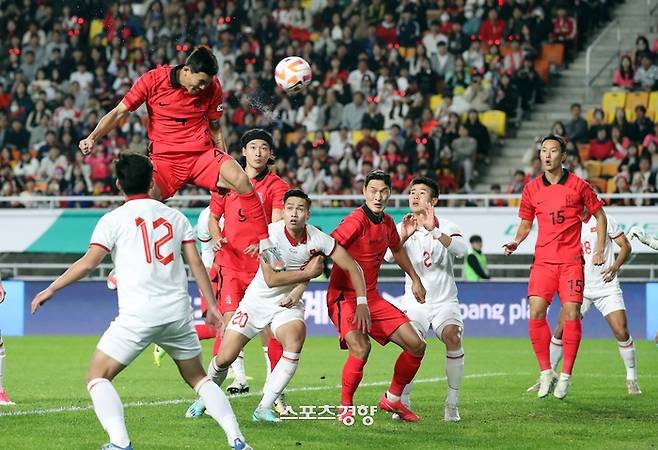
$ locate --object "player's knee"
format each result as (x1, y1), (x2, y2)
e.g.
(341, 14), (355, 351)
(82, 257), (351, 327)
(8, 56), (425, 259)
(348, 338), (371, 359)
(408, 337), (426, 355)
(442, 327), (461, 349)
(612, 327), (629, 342)
(529, 309), (546, 320)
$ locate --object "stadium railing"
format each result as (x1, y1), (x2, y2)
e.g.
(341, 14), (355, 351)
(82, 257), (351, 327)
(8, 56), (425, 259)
(585, 18), (621, 101)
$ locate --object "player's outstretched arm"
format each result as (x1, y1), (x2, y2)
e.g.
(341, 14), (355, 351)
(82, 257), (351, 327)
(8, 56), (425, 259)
(79, 102), (129, 155)
(260, 254), (325, 288)
(183, 242), (220, 327)
(628, 227), (658, 250)
(602, 233), (632, 283)
(503, 219), (532, 255)
(391, 245), (426, 304)
(592, 209), (608, 266)
(31, 246), (108, 314)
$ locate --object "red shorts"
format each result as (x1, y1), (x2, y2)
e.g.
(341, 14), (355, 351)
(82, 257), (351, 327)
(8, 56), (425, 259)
(528, 262), (584, 304)
(216, 266), (255, 315)
(327, 290), (410, 349)
(198, 266), (220, 316)
(149, 142), (232, 200)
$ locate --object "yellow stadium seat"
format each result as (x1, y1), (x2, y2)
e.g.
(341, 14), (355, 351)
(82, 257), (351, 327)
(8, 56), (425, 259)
(600, 161), (620, 178)
(625, 91), (649, 122)
(351, 129), (365, 145)
(602, 91), (627, 123)
(584, 160), (602, 178)
(479, 110), (507, 137)
(376, 130), (390, 143)
(577, 144), (590, 162)
(586, 109), (595, 127)
(589, 177), (607, 193)
(606, 178), (617, 193)
(88, 19), (104, 43)
(430, 95), (444, 112)
(647, 91), (658, 117)
(285, 132), (297, 145)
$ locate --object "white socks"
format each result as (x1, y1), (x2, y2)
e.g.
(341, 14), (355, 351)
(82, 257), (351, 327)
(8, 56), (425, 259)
(550, 336), (563, 371)
(195, 377), (244, 445)
(446, 349), (464, 405)
(0, 341), (5, 392)
(208, 357), (229, 386)
(87, 378), (130, 448)
(400, 381), (413, 407)
(258, 351), (299, 410)
(618, 336), (637, 381)
(231, 351), (246, 382)
(263, 346), (272, 375)
(385, 391), (401, 402)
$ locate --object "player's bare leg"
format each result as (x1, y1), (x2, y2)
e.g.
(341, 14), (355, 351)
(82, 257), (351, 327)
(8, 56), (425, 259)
(253, 320), (305, 423)
(339, 331), (371, 425)
(553, 301), (581, 399)
(175, 356), (251, 449)
(441, 325), (464, 421)
(220, 311), (249, 395)
(216, 159), (285, 271)
(379, 323), (426, 422)
(0, 336), (15, 405)
(528, 296), (557, 398)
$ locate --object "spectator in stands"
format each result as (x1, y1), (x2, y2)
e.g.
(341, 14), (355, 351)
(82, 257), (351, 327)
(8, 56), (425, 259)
(552, 5), (577, 61)
(629, 106), (654, 143)
(432, 41), (455, 80)
(588, 108), (609, 140)
(319, 89), (343, 132)
(632, 36), (652, 67)
(479, 9), (505, 44)
(452, 124), (477, 192)
(38, 147), (67, 181)
(462, 75), (491, 112)
(589, 128), (616, 161)
(566, 151), (587, 179)
(565, 103), (589, 144)
(341, 92), (367, 131)
(525, 157), (543, 182)
(612, 107), (631, 138)
(347, 56), (375, 95)
(423, 21), (449, 68)
(514, 57), (544, 111)
(503, 40), (525, 72)
(492, 74), (517, 119)
(551, 121), (568, 141)
(488, 183), (506, 207)
(463, 41), (485, 71)
(391, 161), (413, 194)
(465, 109), (491, 162)
(397, 6), (420, 55)
(14, 150), (39, 180)
(611, 125), (630, 158)
(614, 55), (635, 88)
(5, 119), (30, 152)
(507, 169), (526, 194)
(295, 94), (320, 132)
(633, 53), (658, 90)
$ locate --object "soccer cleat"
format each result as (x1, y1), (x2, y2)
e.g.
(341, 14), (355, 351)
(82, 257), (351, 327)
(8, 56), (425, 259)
(185, 398), (206, 418)
(0, 391), (15, 405)
(391, 399), (411, 420)
(537, 370), (557, 398)
(226, 379), (250, 395)
(261, 247), (287, 272)
(106, 270), (117, 290)
(553, 373), (571, 400)
(153, 345), (166, 367)
(100, 443), (133, 450)
(526, 380), (541, 393)
(444, 402), (461, 422)
(274, 393), (288, 416)
(337, 406), (355, 426)
(252, 407), (281, 423)
(378, 394), (420, 422)
(626, 380), (642, 395)
(231, 438), (253, 450)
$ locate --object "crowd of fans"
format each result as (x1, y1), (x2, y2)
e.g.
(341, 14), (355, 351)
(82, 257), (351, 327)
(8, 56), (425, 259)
(0, 0), (617, 208)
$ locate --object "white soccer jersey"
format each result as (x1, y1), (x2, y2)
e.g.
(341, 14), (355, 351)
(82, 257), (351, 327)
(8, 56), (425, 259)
(196, 207), (214, 269)
(581, 215), (624, 296)
(385, 217), (466, 305)
(90, 196), (195, 326)
(243, 220), (336, 306)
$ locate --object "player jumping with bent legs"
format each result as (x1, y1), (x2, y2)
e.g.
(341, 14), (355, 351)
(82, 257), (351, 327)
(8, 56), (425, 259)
(31, 155), (251, 450)
(205, 190), (368, 422)
(0, 276), (14, 405)
(385, 177), (469, 421)
(504, 135), (607, 400)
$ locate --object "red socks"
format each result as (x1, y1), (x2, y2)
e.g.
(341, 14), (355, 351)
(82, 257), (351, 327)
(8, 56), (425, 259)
(529, 319), (552, 371)
(389, 351), (424, 397)
(195, 324), (216, 340)
(237, 191), (268, 240)
(341, 355), (367, 406)
(212, 335), (222, 357)
(268, 337), (283, 370)
(562, 319), (582, 375)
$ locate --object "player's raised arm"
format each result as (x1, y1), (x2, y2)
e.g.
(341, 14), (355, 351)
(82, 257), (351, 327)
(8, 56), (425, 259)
(31, 245), (108, 314)
(182, 241), (219, 327)
(418, 202), (468, 258)
(260, 254), (324, 288)
(79, 101), (130, 155)
(628, 227), (658, 250)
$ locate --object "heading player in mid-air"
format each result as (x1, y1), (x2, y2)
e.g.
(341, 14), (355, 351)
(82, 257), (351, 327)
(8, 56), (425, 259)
(528, 211), (639, 395)
(328, 170), (428, 423)
(0, 275), (14, 405)
(203, 189), (367, 422)
(504, 135), (606, 400)
(31, 155), (251, 450)
(385, 177), (469, 422)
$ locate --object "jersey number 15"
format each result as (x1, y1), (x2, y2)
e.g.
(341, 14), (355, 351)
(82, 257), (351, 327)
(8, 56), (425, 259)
(136, 217), (174, 265)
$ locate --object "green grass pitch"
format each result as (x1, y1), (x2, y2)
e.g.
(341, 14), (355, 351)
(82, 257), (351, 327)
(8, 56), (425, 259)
(1, 336), (657, 449)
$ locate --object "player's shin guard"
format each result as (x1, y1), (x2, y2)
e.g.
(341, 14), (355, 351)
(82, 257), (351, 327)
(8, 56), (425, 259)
(237, 191), (268, 241)
(268, 337), (283, 371)
(194, 377), (244, 445)
(258, 351), (299, 410)
(388, 351), (424, 399)
(341, 355), (367, 406)
(262, 346), (272, 376)
(561, 320), (582, 375)
(87, 378), (131, 448)
(195, 324), (216, 341)
(208, 357), (229, 386)
(212, 335), (223, 357)
(617, 336), (637, 380)
(528, 319), (552, 371)
(550, 337), (563, 371)
(446, 349), (464, 405)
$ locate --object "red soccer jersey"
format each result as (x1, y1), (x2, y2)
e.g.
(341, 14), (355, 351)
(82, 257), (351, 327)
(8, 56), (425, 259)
(328, 205), (401, 302)
(210, 169), (289, 272)
(121, 65), (223, 151)
(519, 170), (604, 264)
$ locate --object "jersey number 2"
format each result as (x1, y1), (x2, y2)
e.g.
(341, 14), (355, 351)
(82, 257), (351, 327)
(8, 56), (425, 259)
(136, 217), (174, 265)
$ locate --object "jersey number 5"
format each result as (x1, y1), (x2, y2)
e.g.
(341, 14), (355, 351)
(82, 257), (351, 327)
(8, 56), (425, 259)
(136, 217), (174, 265)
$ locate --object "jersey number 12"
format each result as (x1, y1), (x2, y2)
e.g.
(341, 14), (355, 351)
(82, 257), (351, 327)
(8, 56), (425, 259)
(136, 217), (174, 265)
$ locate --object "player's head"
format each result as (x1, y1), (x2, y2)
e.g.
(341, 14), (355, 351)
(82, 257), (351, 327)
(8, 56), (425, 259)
(540, 134), (567, 172)
(364, 170), (391, 215)
(182, 47), (218, 95)
(115, 154), (153, 196)
(408, 177), (439, 213)
(283, 189), (311, 231)
(469, 234), (483, 251)
(241, 128), (274, 170)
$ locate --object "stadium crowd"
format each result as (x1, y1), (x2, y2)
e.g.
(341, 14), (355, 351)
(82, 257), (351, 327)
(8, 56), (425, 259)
(0, 0), (617, 208)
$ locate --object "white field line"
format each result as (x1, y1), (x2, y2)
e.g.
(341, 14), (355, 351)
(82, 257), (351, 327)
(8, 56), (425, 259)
(0, 372), (512, 417)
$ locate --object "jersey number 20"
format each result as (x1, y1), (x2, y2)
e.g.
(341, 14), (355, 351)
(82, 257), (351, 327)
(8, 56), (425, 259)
(136, 217), (174, 265)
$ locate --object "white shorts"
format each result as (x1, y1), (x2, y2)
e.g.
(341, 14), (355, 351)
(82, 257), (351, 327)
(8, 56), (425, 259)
(97, 315), (202, 366)
(581, 291), (626, 318)
(401, 299), (463, 342)
(225, 300), (305, 340)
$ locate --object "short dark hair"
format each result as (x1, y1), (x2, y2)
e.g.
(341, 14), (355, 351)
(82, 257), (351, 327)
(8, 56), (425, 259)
(186, 47), (218, 76)
(115, 154), (153, 196)
(365, 169), (391, 188)
(409, 176), (439, 198)
(470, 235), (483, 244)
(541, 134), (566, 152)
(570, 103), (581, 109)
(284, 189), (311, 209)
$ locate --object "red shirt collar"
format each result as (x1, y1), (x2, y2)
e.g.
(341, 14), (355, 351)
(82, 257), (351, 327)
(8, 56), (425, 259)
(126, 194), (152, 202)
(284, 226), (308, 246)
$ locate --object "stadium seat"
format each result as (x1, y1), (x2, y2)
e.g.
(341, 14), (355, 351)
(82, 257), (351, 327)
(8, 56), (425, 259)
(577, 144), (590, 162)
(585, 109), (596, 127)
(589, 177), (607, 193)
(584, 160), (602, 178)
(606, 178), (617, 193)
(541, 43), (565, 67)
(499, 44), (512, 57)
(376, 130), (390, 143)
(602, 91), (627, 123)
(479, 110), (506, 137)
(429, 95), (444, 112)
(624, 91), (649, 122)
(89, 19), (104, 42)
(534, 58), (550, 82)
(285, 132), (297, 145)
(647, 91), (658, 117)
(600, 161), (620, 178)
(351, 129), (365, 145)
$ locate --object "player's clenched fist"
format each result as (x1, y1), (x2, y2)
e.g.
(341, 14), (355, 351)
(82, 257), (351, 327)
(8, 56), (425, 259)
(502, 240), (519, 256)
(79, 137), (95, 155)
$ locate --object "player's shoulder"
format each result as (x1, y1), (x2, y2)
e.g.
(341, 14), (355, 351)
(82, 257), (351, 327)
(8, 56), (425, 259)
(268, 219), (286, 235)
(307, 223), (331, 241)
(439, 217), (461, 233)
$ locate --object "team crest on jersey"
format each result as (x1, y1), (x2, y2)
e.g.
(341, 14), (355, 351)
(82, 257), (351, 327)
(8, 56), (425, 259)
(217, 104), (223, 112)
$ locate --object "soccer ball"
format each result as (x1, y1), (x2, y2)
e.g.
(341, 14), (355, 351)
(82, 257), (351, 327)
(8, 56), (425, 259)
(275, 56), (312, 94)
